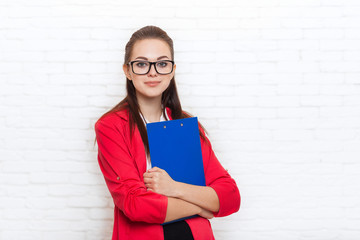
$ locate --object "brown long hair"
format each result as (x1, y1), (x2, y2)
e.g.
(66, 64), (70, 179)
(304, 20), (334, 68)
(94, 25), (207, 154)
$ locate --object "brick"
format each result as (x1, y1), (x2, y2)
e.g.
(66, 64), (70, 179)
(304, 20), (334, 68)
(344, 96), (360, 105)
(49, 74), (90, 85)
(301, 50), (343, 61)
(196, 107), (235, 118)
(304, 29), (344, 39)
(261, 29), (303, 40)
(320, 40), (360, 51)
(321, 61), (360, 72)
(237, 85), (277, 96)
(278, 39), (319, 50)
(65, 85), (106, 96)
(277, 61), (319, 73)
(179, 73), (217, 85)
(191, 85), (234, 96)
(176, 51), (216, 63)
(260, 73), (303, 84)
(344, 51), (360, 61)
(304, 73), (344, 84)
(0, 73), (49, 86)
(1, 231), (43, 239)
(218, 7), (258, 18)
(46, 95), (88, 107)
(0, 63), (23, 73)
(2, 161), (44, 173)
(181, 96), (215, 107)
(70, 173), (103, 185)
(235, 62), (277, 74)
(345, 28), (360, 39)
(48, 185), (89, 197)
(281, 18), (323, 29)
(42, 232), (86, 240)
(219, 73), (259, 85)
(346, 73), (360, 84)
(316, 129), (356, 140)
(45, 209), (88, 220)
(2, 51), (45, 62)
(277, 84), (319, 95)
(257, 50), (299, 61)
(215, 96), (257, 107)
(89, 208), (113, 220)
(239, 18), (281, 29)
(278, 107), (319, 118)
(278, 0), (321, 6)
(235, 108), (277, 118)
(46, 51), (89, 62)
(67, 196), (108, 208)
(30, 220), (71, 231)
(274, 129), (313, 140)
(47, 28), (90, 39)
(320, 85), (360, 95)
(344, 141), (360, 151)
(176, 7), (217, 18)
(303, 7), (344, 18)
(218, 119), (259, 129)
(258, 96), (300, 107)
(217, 51), (257, 63)
(30, 172), (70, 184)
(65, 63), (107, 73)
(218, 29), (260, 41)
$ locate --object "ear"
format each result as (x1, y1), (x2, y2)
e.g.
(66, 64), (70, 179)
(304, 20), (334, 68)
(171, 63), (176, 78)
(123, 64), (132, 80)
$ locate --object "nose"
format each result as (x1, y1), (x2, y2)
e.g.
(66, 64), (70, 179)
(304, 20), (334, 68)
(148, 63), (157, 76)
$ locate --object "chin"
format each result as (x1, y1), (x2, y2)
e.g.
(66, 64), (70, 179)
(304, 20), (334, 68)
(137, 91), (164, 99)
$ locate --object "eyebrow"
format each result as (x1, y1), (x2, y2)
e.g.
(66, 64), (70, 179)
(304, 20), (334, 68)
(135, 56), (170, 61)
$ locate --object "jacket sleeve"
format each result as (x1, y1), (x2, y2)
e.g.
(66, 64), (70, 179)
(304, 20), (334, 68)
(200, 129), (241, 217)
(95, 117), (168, 223)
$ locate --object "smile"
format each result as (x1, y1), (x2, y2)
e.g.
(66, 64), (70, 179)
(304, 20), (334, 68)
(144, 81), (161, 87)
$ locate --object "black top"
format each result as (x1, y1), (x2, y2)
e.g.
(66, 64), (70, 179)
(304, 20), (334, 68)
(163, 220), (194, 240)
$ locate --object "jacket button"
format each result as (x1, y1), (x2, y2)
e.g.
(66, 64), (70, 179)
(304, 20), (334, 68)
(117, 177), (120, 180)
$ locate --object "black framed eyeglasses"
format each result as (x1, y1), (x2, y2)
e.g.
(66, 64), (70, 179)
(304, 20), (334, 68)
(128, 60), (175, 75)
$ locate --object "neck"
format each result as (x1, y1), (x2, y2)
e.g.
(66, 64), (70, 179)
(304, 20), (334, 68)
(137, 94), (162, 123)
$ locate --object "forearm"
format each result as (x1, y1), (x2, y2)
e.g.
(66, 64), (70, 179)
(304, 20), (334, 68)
(174, 182), (220, 213)
(164, 197), (201, 223)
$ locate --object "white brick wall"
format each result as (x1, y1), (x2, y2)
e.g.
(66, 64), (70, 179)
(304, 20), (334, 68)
(1, 0), (360, 239)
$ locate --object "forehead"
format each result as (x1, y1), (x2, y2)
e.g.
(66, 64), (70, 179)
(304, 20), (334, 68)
(131, 39), (172, 60)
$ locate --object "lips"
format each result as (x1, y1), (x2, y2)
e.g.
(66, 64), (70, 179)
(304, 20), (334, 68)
(144, 81), (161, 87)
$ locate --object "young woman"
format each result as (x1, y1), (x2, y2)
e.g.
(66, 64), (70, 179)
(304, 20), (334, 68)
(94, 26), (240, 240)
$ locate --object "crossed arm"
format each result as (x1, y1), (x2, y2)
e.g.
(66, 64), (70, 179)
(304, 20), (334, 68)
(96, 119), (239, 224)
(143, 167), (220, 223)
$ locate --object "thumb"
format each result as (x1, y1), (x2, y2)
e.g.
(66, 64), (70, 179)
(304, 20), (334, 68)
(149, 167), (161, 172)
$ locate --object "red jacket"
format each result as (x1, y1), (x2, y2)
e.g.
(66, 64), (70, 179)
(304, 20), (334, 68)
(95, 107), (240, 240)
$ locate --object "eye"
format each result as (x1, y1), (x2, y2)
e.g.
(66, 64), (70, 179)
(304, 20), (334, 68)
(135, 62), (149, 68)
(156, 61), (168, 68)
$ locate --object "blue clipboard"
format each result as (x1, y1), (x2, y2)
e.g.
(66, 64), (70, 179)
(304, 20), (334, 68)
(146, 117), (206, 224)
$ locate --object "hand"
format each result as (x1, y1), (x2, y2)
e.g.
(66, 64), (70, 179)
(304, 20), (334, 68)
(198, 208), (214, 219)
(143, 167), (178, 197)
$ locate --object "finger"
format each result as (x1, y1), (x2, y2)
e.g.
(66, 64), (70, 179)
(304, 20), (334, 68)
(143, 172), (152, 178)
(144, 172), (157, 179)
(143, 177), (153, 184)
(150, 167), (162, 172)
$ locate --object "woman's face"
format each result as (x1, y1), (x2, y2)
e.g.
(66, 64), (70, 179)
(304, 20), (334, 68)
(123, 39), (176, 101)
